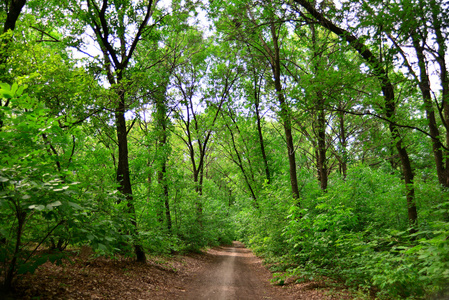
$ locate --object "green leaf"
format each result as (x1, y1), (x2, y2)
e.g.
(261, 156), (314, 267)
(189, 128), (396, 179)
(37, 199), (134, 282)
(11, 82), (18, 94)
(97, 243), (107, 251)
(16, 85), (26, 96)
(46, 201), (62, 210)
(29, 204), (45, 211)
(53, 186), (69, 191)
(0, 82), (9, 90)
(68, 202), (83, 210)
(1, 91), (13, 98)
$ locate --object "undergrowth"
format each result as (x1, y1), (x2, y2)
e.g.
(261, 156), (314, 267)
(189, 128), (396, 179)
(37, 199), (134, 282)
(236, 167), (449, 299)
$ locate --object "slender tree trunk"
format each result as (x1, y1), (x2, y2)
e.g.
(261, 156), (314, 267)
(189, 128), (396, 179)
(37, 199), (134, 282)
(163, 168), (172, 231)
(338, 108), (347, 179)
(270, 22), (300, 201)
(384, 80), (418, 227)
(199, 164), (204, 197)
(157, 162), (171, 230)
(317, 98), (327, 191)
(115, 92), (133, 200)
(411, 33), (446, 187)
(430, 1), (449, 188)
(192, 167), (203, 225)
(255, 91), (271, 184)
(3, 208), (26, 293)
(310, 24), (328, 191)
(85, 0), (155, 262)
(155, 94), (172, 231)
(156, 169), (165, 223)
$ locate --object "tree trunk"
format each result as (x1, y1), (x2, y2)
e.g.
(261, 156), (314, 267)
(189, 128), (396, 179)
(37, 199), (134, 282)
(317, 99), (328, 191)
(269, 22), (300, 201)
(411, 32), (447, 188)
(255, 89), (271, 185)
(156, 169), (165, 224)
(430, 0), (449, 188)
(2, 209), (26, 293)
(192, 166), (203, 225)
(384, 79), (418, 227)
(157, 162), (171, 230)
(310, 24), (328, 191)
(2, 0), (27, 33)
(85, 0), (155, 262)
(155, 94), (172, 230)
(1, 0), (27, 127)
(338, 108), (347, 179)
(115, 90), (146, 262)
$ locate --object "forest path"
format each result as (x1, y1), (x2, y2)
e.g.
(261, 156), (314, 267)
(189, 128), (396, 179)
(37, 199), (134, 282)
(182, 241), (286, 300)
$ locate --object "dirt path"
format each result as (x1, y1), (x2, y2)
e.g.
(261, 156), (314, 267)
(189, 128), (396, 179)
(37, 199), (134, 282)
(182, 241), (284, 300)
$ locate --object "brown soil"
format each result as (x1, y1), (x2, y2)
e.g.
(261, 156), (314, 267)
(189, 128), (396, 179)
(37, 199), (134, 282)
(9, 242), (353, 299)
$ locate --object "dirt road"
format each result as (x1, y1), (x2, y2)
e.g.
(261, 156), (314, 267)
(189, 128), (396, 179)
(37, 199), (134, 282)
(183, 241), (284, 300)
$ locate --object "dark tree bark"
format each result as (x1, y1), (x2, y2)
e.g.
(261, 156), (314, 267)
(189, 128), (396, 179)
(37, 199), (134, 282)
(293, 0), (417, 226)
(430, 1), (449, 188)
(155, 93), (172, 231)
(316, 95), (328, 191)
(1, 0), (27, 71)
(411, 32), (446, 187)
(2, 0), (27, 33)
(115, 88), (146, 262)
(309, 23), (328, 190)
(254, 75), (271, 185)
(337, 108), (347, 179)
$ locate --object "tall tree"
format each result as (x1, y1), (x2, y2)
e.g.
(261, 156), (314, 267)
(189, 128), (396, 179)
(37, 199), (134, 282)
(212, 1), (301, 201)
(291, 0), (418, 226)
(378, 0), (449, 188)
(67, 0), (163, 261)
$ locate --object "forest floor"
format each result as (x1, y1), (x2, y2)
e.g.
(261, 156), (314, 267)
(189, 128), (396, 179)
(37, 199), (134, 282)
(10, 241), (355, 299)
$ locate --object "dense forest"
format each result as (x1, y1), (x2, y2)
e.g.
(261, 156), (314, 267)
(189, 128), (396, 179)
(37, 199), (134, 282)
(1, 0), (448, 298)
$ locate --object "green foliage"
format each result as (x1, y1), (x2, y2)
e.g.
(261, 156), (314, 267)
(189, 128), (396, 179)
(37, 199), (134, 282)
(0, 82), (84, 288)
(240, 165), (449, 299)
